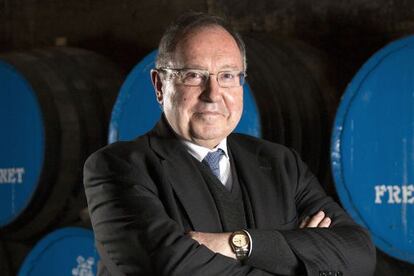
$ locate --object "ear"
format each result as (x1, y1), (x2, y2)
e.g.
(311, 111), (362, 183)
(151, 69), (164, 104)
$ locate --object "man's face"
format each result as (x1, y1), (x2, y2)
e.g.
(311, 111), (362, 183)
(155, 26), (244, 149)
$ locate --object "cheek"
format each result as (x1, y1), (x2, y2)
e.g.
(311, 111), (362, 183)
(226, 90), (243, 114)
(165, 88), (185, 108)
(170, 91), (195, 120)
(177, 90), (198, 110)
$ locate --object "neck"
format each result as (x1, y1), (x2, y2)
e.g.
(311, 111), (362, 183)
(190, 138), (221, 150)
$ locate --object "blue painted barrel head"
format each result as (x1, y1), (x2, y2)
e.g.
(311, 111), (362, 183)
(332, 35), (414, 263)
(108, 50), (261, 143)
(0, 61), (45, 227)
(236, 82), (261, 138)
(18, 227), (99, 275)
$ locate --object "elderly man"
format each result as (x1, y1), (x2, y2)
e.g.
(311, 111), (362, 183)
(84, 12), (376, 275)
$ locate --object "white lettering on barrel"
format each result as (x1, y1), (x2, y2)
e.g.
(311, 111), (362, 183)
(0, 168), (25, 184)
(402, 185), (414, 204)
(375, 185), (414, 204)
(375, 185), (387, 203)
(387, 185), (401, 203)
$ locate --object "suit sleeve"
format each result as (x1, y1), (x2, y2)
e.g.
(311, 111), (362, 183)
(84, 148), (276, 276)
(245, 149), (376, 276)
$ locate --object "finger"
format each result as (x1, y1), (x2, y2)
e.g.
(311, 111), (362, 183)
(299, 216), (310, 228)
(306, 211), (326, 228)
(317, 217), (331, 228)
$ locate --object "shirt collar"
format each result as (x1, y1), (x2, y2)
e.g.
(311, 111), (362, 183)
(181, 138), (229, 162)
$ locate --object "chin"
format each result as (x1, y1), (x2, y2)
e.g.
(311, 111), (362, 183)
(190, 117), (235, 137)
(192, 126), (228, 141)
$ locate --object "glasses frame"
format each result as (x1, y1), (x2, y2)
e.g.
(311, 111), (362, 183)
(156, 68), (247, 88)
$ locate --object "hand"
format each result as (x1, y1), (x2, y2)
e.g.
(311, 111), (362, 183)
(299, 210), (331, 228)
(188, 211), (331, 259)
(187, 231), (236, 259)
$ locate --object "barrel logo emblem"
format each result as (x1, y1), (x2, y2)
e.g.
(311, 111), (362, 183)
(71, 255), (95, 276)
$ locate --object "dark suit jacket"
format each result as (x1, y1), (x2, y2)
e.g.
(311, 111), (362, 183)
(84, 117), (376, 276)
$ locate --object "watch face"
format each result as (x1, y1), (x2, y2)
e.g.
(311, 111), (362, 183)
(232, 234), (248, 247)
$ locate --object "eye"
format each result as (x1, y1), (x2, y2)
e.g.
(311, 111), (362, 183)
(220, 72), (236, 82)
(182, 71), (205, 81)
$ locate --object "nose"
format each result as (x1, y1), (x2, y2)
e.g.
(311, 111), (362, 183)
(200, 75), (222, 102)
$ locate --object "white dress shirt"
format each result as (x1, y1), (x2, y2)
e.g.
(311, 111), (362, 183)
(181, 139), (232, 190)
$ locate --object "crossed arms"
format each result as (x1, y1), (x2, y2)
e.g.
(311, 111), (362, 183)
(188, 210), (332, 260)
(84, 142), (376, 276)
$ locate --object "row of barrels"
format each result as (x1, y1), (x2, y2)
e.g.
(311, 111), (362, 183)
(1, 34), (413, 274)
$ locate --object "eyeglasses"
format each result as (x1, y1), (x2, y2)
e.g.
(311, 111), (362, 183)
(157, 68), (247, 88)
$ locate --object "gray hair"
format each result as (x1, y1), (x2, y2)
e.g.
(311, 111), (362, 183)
(156, 12), (247, 70)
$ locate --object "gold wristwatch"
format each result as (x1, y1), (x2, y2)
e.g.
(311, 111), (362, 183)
(229, 230), (250, 261)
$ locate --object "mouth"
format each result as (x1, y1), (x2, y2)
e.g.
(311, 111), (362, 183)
(193, 111), (224, 121)
(194, 110), (224, 117)
(197, 111), (221, 115)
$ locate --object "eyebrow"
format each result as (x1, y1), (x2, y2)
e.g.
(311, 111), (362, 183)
(180, 65), (242, 71)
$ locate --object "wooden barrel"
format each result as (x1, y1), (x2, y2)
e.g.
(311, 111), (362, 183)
(17, 227), (99, 275)
(331, 35), (414, 270)
(244, 34), (338, 185)
(0, 47), (124, 240)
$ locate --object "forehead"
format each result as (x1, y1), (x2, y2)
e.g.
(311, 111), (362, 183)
(172, 26), (243, 69)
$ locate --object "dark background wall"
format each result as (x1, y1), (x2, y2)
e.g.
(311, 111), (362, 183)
(1, 0), (414, 91)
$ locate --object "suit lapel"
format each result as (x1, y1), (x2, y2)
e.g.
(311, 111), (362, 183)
(228, 136), (280, 229)
(148, 117), (222, 232)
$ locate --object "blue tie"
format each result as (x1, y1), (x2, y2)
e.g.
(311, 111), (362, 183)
(202, 149), (224, 179)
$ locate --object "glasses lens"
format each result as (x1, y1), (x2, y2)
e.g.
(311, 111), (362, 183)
(218, 71), (245, 87)
(180, 70), (207, 86)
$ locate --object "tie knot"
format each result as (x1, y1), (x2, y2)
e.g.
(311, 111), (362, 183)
(202, 149), (224, 178)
